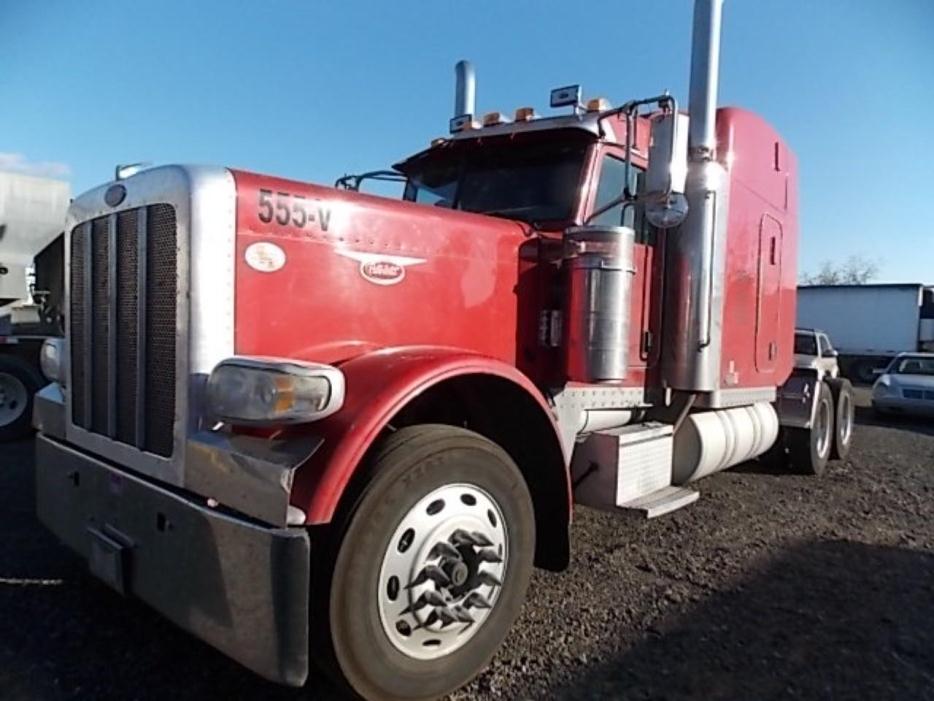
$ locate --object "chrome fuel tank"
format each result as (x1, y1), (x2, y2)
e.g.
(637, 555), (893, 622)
(563, 225), (636, 382)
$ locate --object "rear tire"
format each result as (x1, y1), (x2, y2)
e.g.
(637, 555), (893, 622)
(0, 354), (44, 442)
(318, 425), (535, 701)
(827, 378), (854, 461)
(787, 381), (833, 475)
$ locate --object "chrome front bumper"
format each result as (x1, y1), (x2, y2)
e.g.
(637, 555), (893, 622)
(35, 434), (311, 686)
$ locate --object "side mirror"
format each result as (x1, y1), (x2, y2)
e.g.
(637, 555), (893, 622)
(824, 349), (838, 358)
(644, 112), (689, 229)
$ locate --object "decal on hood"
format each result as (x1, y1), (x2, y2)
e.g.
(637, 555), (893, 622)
(244, 241), (286, 272)
(335, 249), (426, 286)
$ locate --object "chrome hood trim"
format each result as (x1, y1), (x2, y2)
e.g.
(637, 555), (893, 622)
(64, 165), (236, 487)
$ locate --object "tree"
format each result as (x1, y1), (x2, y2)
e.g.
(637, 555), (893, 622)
(801, 255), (879, 285)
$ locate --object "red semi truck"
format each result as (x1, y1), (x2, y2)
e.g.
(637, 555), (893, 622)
(34, 1), (855, 699)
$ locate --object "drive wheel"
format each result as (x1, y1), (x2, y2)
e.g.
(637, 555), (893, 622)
(787, 381), (833, 475)
(0, 355), (44, 442)
(321, 425), (535, 701)
(827, 378), (854, 460)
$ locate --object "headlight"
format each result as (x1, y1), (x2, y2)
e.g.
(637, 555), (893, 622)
(40, 337), (65, 384)
(872, 377), (891, 398)
(206, 357), (344, 426)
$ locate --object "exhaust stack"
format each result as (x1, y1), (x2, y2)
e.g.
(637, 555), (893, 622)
(454, 60), (476, 119)
(688, 0), (724, 159)
(662, 0), (729, 393)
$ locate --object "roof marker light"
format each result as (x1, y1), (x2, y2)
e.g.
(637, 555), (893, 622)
(514, 107), (537, 122)
(586, 97), (611, 112)
(482, 111), (510, 127)
(430, 137), (447, 148)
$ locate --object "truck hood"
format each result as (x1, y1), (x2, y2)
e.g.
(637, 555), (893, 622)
(229, 169), (537, 368)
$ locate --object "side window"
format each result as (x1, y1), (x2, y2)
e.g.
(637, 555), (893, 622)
(794, 333), (817, 355)
(590, 155), (653, 243)
(403, 160), (459, 208)
(413, 181), (456, 208)
(819, 334), (834, 354)
(404, 179), (456, 208)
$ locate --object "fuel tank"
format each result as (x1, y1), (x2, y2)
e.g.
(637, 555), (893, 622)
(672, 401), (778, 483)
(562, 225), (636, 383)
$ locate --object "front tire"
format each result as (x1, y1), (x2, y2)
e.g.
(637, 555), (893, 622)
(322, 425), (535, 701)
(0, 354), (44, 442)
(787, 381), (834, 475)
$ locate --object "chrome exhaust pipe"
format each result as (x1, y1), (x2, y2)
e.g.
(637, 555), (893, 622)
(663, 0), (728, 393)
(454, 60), (476, 118)
(687, 0), (724, 160)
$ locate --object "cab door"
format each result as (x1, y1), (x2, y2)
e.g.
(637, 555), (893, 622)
(755, 214), (784, 373)
(587, 149), (663, 386)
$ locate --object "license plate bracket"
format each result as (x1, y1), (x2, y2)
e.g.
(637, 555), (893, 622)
(88, 526), (130, 595)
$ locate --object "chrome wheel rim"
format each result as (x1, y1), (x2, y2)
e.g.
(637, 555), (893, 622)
(816, 397), (832, 458)
(377, 482), (508, 660)
(0, 372), (27, 428)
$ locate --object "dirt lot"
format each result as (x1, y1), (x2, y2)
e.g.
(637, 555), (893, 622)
(2, 388), (933, 701)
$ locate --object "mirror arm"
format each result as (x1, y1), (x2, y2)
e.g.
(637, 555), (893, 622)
(584, 93), (677, 226)
(584, 196), (636, 227)
(335, 170), (405, 191)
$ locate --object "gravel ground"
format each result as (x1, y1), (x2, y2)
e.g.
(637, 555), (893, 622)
(2, 388), (933, 700)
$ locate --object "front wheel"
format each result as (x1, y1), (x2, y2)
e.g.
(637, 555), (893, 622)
(321, 425), (535, 701)
(0, 354), (45, 442)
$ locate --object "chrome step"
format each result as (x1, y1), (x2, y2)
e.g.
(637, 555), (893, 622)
(618, 485), (699, 519)
(571, 423), (674, 513)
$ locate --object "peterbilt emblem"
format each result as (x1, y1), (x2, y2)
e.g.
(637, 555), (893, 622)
(244, 241), (286, 272)
(335, 249), (426, 286)
(104, 184), (126, 207)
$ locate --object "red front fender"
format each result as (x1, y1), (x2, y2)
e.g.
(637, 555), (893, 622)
(289, 346), (568, 525)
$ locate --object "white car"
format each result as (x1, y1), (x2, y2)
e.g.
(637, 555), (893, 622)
(872, 352), (934, 417)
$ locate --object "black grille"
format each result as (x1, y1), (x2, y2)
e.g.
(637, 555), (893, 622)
(69, 227), (87, 428)
(145, 205), (178, 457)
(69, 204), (178, 457)
(115, 209), (139, 445)
(90, 218), (110, 434)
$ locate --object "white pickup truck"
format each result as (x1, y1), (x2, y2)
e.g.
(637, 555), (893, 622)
(794, 327), (841, 380)
(0, 171), (69, 441)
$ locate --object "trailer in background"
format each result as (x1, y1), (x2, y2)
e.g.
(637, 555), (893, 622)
(0, 171), (69, 441)
(796, 283), (934, 383)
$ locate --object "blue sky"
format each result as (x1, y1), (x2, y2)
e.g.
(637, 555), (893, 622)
(2, 0), (932, 282)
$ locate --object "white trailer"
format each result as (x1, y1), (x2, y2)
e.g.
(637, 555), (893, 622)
(797, 284), (934, 383)
(0, 171), (70, 440)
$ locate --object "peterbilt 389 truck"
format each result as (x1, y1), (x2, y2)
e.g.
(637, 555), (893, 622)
(33, 1), (855, 699)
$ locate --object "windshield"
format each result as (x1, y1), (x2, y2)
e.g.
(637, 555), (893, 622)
(891, 356), (934, 376)
(400, 134), (589, 224)
(794, 332), (817, 356)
